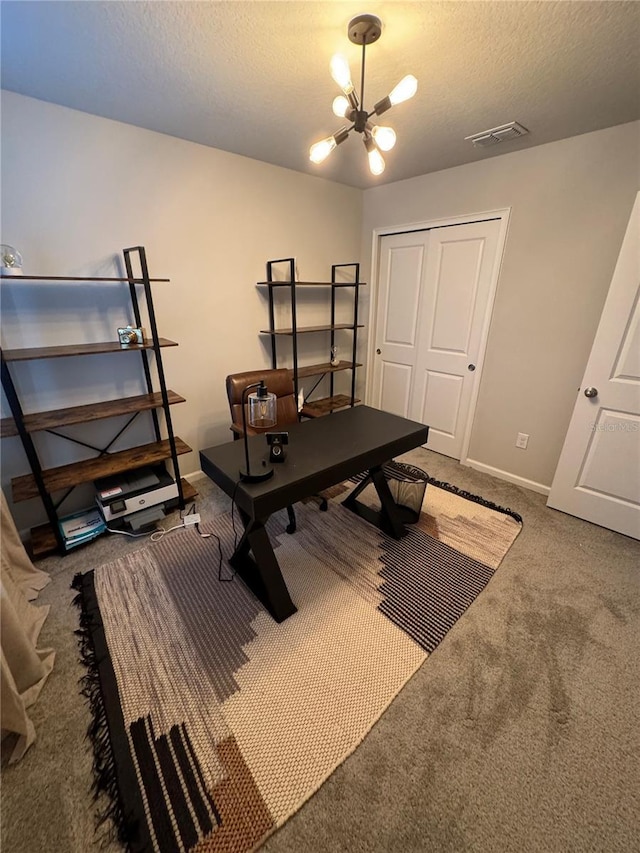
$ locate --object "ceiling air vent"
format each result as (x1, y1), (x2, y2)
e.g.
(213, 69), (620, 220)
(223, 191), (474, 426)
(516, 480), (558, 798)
(465, 122), (529, 148)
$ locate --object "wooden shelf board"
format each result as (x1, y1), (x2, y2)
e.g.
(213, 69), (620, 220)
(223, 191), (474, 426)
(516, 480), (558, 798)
(181, 479), (199, 502)
(12, 437), (192, 502)
(1, 275), (170, 283)
(2, 338), (178, 362)
(0, 390), (186, 437)
(301, 396), (360, 417)
(0, 416), (18, 439)
(256, 281), (366, 288)
(260, 324), (363, 336)
(30, 523), (60, 559)
(290, 361), (362, 380)
(29, 477), (198, 558)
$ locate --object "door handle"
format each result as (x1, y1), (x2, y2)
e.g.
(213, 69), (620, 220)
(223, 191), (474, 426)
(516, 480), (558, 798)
(584, 387), (598, 398)
(468, 363), (476, 371)
(376, 348), (381, 355)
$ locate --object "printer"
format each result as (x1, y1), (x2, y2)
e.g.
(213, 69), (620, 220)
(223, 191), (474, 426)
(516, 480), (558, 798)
(94, 464), (179, 524)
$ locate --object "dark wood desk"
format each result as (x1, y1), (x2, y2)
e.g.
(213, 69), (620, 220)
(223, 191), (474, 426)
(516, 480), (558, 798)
(199, 405), (428, 622)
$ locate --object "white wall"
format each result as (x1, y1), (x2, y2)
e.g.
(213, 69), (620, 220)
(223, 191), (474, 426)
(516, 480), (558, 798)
(0, 91), (362, 531)
(2, 90), (638, 534)
(361, 121), (640, 491)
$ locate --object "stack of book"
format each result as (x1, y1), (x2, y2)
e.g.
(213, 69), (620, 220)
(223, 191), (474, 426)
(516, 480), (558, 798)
(58, 507), (107, 550)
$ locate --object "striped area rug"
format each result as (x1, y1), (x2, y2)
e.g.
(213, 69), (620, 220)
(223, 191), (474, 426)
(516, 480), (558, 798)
(72, 478), (521, 853)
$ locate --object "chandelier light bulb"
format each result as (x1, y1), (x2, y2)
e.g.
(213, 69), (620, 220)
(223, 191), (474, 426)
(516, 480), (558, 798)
(309, 136), (337, 164)
(364, 136), (385, 175)
(310, 126), (349, 164)
(332, 95), (350, 118)
(330, 53), (354, 94)
(371, 124), (396, 151)
(368, 148), (385, 175)
(389, 74), (418, 106)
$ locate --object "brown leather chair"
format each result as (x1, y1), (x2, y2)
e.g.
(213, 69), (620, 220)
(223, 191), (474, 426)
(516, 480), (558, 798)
(225, 369), (328, 533)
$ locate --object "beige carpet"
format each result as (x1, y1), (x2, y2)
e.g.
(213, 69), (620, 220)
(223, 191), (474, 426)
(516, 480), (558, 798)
(71, 479), (521, 853)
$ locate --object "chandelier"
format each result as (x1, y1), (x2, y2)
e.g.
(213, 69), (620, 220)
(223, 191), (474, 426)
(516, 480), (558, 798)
(309, 14), (417, 176)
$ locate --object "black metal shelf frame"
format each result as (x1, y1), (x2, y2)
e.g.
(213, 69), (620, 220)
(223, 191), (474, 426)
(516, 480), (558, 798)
(330, 262), (361, 408)
(122, 247), (184, 511)
(0, 246), (186, 554)
(262, 257), (362, 413)
(1, 356), (64, 550)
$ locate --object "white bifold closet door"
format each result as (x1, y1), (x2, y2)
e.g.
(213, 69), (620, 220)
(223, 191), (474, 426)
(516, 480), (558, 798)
(370, 219), (501, 459)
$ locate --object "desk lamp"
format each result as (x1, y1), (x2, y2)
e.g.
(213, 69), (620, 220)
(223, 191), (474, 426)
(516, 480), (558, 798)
(240, 380), (276, 482)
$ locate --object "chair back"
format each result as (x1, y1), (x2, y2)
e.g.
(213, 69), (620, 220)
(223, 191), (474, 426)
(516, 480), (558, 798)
(226, 369), (298, 434)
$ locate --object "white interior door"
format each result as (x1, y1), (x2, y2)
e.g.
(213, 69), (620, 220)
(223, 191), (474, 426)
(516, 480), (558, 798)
(370, 219), (501, 459)
(370, 232), (426, 420)
(547, 193), (640, 539)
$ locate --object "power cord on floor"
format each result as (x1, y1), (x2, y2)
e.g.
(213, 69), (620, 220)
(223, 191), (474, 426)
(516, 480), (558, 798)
(106, 527), (156, 539)
(106, 520), (191, 541)
(150, 522), (192, 542)
(230, 480), (240, 551)
(172, 502), (226, 581)
(106, 499), (232, 582)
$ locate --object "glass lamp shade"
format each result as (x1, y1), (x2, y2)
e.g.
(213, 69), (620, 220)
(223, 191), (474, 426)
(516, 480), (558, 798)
(240, 381), (276, 482)
(248, 388), (276, 429)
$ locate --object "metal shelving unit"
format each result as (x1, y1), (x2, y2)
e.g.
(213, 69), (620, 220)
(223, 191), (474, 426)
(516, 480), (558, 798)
(0, 246), (195, 557)
(257, 257), (365, 417)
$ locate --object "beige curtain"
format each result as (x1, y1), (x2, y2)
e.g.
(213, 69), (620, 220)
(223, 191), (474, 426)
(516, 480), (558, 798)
(1, 490), (55, 763)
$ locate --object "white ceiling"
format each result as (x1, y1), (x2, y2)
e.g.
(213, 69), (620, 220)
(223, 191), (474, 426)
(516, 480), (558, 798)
(2, 1), (639, 189)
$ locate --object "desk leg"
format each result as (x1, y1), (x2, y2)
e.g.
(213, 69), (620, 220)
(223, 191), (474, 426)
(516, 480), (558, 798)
(229, 512), (297, 623)
(342, 465), (406, 540)
(370, 466), (406, 539)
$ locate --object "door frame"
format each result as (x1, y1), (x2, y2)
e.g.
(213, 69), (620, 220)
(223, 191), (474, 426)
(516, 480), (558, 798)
(365, 207), (511, 465)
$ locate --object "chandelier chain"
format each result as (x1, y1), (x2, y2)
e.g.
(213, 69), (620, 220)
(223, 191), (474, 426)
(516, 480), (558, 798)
(360, 42), (367, 119)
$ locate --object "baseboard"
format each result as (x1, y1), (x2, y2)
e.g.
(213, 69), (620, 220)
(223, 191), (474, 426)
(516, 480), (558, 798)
(464, 458), (550, 496)
(184, 470), (208, 483)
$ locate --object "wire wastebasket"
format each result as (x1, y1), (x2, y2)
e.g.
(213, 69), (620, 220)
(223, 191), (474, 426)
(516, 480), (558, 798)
(382, 461), (429, 523)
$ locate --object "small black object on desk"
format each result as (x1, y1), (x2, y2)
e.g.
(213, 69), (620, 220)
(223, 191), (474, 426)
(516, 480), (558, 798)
(266, 431), (288, 463)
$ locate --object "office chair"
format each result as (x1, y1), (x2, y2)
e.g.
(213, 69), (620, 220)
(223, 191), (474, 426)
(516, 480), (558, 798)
(225, 369), (328, 534)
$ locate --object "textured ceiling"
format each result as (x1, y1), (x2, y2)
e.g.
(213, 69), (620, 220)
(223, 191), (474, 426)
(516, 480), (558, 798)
(1, 1), (639, 189)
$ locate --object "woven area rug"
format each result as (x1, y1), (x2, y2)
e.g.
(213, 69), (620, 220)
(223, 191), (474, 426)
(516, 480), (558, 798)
(72, 478), (522, 853)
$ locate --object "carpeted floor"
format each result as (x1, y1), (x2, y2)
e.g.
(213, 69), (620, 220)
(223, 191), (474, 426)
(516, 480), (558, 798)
(70, 475), (521, 852)
(2, 446), (639, 853)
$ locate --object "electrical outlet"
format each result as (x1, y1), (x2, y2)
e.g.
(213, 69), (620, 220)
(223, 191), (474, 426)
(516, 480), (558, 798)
(183, 513), (201, 527)
(516, 433), (529, 449)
